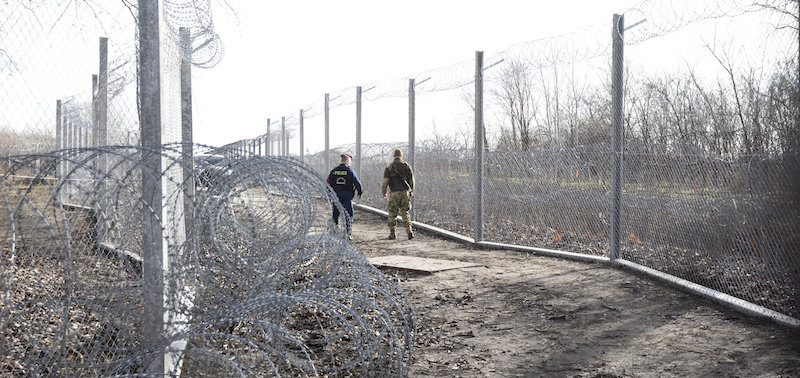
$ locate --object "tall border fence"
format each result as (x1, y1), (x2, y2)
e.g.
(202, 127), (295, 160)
(228, 1), (800, 328)
(1, 0), (799, 375)
(2, 0), (415, 375)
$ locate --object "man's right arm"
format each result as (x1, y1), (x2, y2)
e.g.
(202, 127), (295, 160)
(381, 167), (390, 199)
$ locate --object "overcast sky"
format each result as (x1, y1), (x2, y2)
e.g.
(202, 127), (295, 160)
(190, 0), (646, 147)
(1, 1), (787, 154)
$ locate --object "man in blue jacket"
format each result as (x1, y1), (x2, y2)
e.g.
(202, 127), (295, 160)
(327, 153), (363, 239)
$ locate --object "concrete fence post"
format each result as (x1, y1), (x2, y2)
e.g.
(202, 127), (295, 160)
(138, 0), (167, 372)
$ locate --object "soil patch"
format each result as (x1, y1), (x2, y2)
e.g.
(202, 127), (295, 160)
(351, 209), (800, 377)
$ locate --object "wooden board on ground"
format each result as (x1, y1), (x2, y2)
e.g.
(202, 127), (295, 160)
(368, 255), (482, 273)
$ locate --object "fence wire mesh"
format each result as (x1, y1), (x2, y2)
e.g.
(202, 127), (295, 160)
(2, 0), (416, 375)
(2, 0), (800, 374)
(617, 0), (800, 320)
(259, 0), (799, 323)
(1, 147), (416, 376)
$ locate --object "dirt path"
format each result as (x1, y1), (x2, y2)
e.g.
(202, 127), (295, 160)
(350, 209), (800, 377)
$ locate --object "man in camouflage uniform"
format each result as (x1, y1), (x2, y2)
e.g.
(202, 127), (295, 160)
(381, 148), (414, 240)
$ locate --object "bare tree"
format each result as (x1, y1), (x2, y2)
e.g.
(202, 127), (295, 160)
(491, 59), (536, 150)
(563, 65), (588, 148)
(628, 79), (655, 146)
(536, 65), (561, 150)
(458, 86), (488, 149)
(578, 87), (611, 145)
(687, 65), (726, 154)
(705, 40), (753, 154)
(765, 59), (799, 153)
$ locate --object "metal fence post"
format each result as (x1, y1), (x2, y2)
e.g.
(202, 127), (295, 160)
(610, 14), (625, 261)
(66, 116), (73, 179)
(356, 86), (362, 179)
(266, 118), (271, 156)
(64, 107), (70, 177)
(63, 107), (70, 191)
(474, 51), (484, 242)
(138, 0), (166, 372)
(92, 75), (97, 146)
(281, 116), (286, 156)
(95, 37), (109, 245)
(299, 109), (305, 162)
(68, 117), (74, 153)
(408, 78), (416, 220)
(325, 93), (330, 167)
(794, 4), (800, 311)
(180, 27), (194, 240)
(97, 38), (108, 148)
(56, 100), (62, 185)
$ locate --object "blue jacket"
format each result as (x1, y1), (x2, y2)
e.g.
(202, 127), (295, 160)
(327, 164), (363, 196)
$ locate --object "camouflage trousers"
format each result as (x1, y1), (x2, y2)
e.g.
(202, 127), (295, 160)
(387, 190), (412, 231)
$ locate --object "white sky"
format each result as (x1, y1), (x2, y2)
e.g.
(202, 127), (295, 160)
(2, 0), (784, 154)
(190, 0), (645, 147)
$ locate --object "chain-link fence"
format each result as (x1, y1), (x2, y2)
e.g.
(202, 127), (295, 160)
(3, 0), (800, 375)
(1, 147), (416, 375)
(2, 0), (416, 375)
(231, 1), (799, 326)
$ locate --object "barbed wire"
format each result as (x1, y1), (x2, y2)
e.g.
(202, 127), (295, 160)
(254, 0), (777, 135)
(1, 145), (416, 376)
(164, 0), (225, 68)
